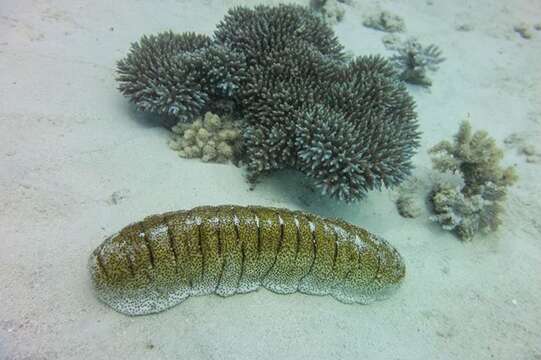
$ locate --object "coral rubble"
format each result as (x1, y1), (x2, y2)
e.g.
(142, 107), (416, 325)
(116, 4), (420, 202)
(505, 132), (541, 164)
(428, 120), (518, 240)
(168, 112), (241, 163)
(390, 38), (445, 87)
(363, 11), (406, 33)
(310, 0), (345, 25)
(396, 195), (421, 218)
(513, 23), (533, 39)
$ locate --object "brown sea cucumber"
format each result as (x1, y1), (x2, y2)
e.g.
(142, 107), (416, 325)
(89, 205), (405, 315)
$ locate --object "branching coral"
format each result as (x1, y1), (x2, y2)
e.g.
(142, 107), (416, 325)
(430, 120), (517, 196)
(428, 120), (518, 240)
(116, 32), (212, 122)
(168, 112), (241, 163)
(116, 4), (420, 202)
(390, 38), (444, 87)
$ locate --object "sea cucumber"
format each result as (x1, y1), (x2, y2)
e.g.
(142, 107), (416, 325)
(89, 205), (405, 315)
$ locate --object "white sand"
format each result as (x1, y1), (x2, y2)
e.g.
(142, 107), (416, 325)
(1, 0), (540, 359)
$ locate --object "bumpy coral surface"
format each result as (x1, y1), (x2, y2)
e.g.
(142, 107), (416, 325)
(168, 112), (241, 163)
(89, 205), (405, 315)
(428, 120), (518, 240)
(116, 4), (420, 202)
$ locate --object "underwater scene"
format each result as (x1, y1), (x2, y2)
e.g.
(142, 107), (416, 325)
(1, 0), (540, 359)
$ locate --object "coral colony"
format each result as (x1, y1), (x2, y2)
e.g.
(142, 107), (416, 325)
(116, 5), (421, 202)
(429, 120), (517, 240)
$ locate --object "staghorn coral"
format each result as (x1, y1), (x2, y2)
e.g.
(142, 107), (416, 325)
(116, 32), (212, 122)
(221, 6), (419, 201)
(116, 4), (420, 202)
(89, 205), (405, 315)
(390, 38), (445, 87)
(428, 120), (518, 240)
(168, 112), (241, 163)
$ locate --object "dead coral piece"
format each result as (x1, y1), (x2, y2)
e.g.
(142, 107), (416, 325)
(428, 119), (518, 240)
(430, 182), (504, 241)
(455, 23), (474, 32)
(363, 11), (406, 33)
(396, 195), (422, 218)
(505, 132), (541, 164)
(106, 189), (131, 205)
(395, 176), (426, 218)
(310, 0), (345, 25)
(390, 38), (444, 87)
(382, 34), (401, 50)
(168, 112), (241, 163)
(514, 23), (533, 39)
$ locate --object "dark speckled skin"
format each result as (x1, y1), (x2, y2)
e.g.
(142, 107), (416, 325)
(89, 205), (405, 315)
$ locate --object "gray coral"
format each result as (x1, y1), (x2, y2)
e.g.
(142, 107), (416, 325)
(116, 32), (212, 122)
(390, 38), (445, 87)
(116, 4), (420, 202)
(428, 120), (518, 240)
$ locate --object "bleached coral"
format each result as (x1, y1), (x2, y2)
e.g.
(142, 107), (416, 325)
(390, 38), (445, 87)
(430, 120), (517, 196)
(363, 11), (406, 33)
(428, 120), (518, 240)
(168, 112), (241, 163)
(430, 182), (505, 241)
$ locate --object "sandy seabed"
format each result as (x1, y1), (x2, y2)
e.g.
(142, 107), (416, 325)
(1, 0), (540, 359)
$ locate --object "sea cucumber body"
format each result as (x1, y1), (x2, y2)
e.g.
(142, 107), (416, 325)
(89, 205), (405, 315)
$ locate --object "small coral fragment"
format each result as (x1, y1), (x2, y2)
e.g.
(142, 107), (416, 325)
(514, 23), (533, 39)
(505, 132), (541, 164)
(428, 119), (518, 240)
(310, 0), (345, 25)
(390, 38), (445, 87)
(363, 11), (406, 33)
(455, 23), (474, 32)
(168, 112), (241, 163)
(382, 34), (401, 50)
(396, 195), (422, 218)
